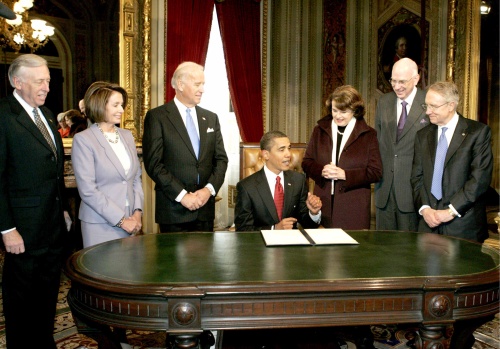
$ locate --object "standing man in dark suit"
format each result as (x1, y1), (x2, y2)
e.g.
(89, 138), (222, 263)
(143, 62), (228, 233)
(411, 81), (493, 242)
(235, 131), (322, 231)
(0, 54), (69, 349)
(375, 58), (429, 231)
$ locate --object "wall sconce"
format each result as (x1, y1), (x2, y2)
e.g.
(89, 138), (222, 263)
(480, 0), (491, 15)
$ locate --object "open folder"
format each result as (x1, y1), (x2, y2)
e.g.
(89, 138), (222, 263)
(261, 228), (359, 246)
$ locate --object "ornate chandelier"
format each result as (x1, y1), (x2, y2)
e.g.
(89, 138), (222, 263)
(0, 0), (54, 52)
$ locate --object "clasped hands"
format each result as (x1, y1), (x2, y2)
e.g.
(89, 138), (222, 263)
(181, 187), (211, 211)
(275, 192), (322, 230)
(322, 162), (346, 181)
(120, 210), (143, 235)
(421, 208), (455, 228)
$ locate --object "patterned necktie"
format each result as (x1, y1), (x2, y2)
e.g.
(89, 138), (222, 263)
(431, 127), (448, 200)
(274, 176), (284, 221)
(186, 108), (199, 158)
(33, 108), (57, 158)
(397, 100), (408, 140)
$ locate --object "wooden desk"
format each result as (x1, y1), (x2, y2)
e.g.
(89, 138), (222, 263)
(64, 231), (500, 349)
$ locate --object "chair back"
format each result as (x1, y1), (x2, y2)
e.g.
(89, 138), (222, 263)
(239, 142), (308, 179)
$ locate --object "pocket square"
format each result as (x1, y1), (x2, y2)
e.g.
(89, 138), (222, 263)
(207, 128), (214, 133)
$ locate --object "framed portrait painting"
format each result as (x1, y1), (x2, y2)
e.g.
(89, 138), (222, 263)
(377, 8), (429, 93)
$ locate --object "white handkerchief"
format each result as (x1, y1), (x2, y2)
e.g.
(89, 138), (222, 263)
(207, 128), (214, 133)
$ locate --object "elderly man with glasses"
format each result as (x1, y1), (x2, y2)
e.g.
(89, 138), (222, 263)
(411, 81), (493, 243)
(375, 58), (429, 231)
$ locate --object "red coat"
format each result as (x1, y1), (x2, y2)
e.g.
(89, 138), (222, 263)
(302, 115), (382, 229)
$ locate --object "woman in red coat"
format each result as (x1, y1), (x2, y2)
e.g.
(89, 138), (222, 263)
(302, 85), (382, 229)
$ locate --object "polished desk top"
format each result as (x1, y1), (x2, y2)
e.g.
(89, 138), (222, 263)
(65, 231), (500, 333)
(68, 231), (499, 286)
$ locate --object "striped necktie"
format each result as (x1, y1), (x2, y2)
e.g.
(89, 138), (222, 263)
(33, 108), (57, 158)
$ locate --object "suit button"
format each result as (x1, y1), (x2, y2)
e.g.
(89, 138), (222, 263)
(394, 155), (398, 157)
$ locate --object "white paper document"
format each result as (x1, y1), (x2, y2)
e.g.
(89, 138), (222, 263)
(261, 228), (359, 246)
(304, 228), (359, 245)
(261, 230), (311, 246)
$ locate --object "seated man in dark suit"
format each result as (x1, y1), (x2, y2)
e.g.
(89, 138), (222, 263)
(235, 130), (322, 231)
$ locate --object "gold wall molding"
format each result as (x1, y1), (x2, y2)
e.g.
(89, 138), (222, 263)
(141, 0), (152, 140)
(446, 0), (456, 81)
(120, 0), (137, 138)
(452, 0), (480, 120)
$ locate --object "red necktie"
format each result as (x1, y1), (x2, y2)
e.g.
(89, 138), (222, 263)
(274, 176), (284, 221)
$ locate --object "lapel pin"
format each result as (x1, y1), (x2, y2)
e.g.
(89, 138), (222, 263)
(202, 117), (206, 120)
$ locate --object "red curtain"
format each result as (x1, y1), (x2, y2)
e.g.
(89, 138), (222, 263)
(165, 0), (214, 102)
(215, 0), (263, 142)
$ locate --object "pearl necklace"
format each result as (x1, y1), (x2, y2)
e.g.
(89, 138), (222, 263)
(97, 124), (119, 144)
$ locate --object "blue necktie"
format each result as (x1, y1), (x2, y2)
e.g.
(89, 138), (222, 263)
(431, 127), (448, 200)
(397, 100), (408, 140)
(186, 108), (199, 158)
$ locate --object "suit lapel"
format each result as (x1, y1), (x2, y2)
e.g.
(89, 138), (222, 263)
(166, 102), (198, 159)
(400, 100), (422, 140)
(196, 107), (208, 160)
(91, 125), (127, 179)
(425, 125), (438, 165)
(445, 117), (467, 166)
(255, 169), (280, 222)
(388, 98), (398, 144)
(14, 105), (54, 155)
(41, 106), (65, 161)
(282, 171), (295, 218)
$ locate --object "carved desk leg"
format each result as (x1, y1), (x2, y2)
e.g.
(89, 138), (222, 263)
(418, 324), (451, 349)
(167, 333), (200, 349)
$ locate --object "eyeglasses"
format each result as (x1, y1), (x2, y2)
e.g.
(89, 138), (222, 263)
(389, 75), (417, 86)
(421, 102), (449, 111)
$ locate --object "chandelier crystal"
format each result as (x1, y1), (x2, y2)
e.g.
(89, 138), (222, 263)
(0, 0), (54, 52)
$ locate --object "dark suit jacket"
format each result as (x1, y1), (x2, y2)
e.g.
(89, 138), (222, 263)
(411, 115), (493, 242)
(375, 89), (429, 212)
(234, 168), (320, 231)
(143, 100), (228, 225)
(0, 94), (67, 250)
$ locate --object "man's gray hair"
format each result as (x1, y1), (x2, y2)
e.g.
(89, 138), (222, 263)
(428, 81), (460, 107)
(8, 54), (47, 88)
(171, 61), (204, 90)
